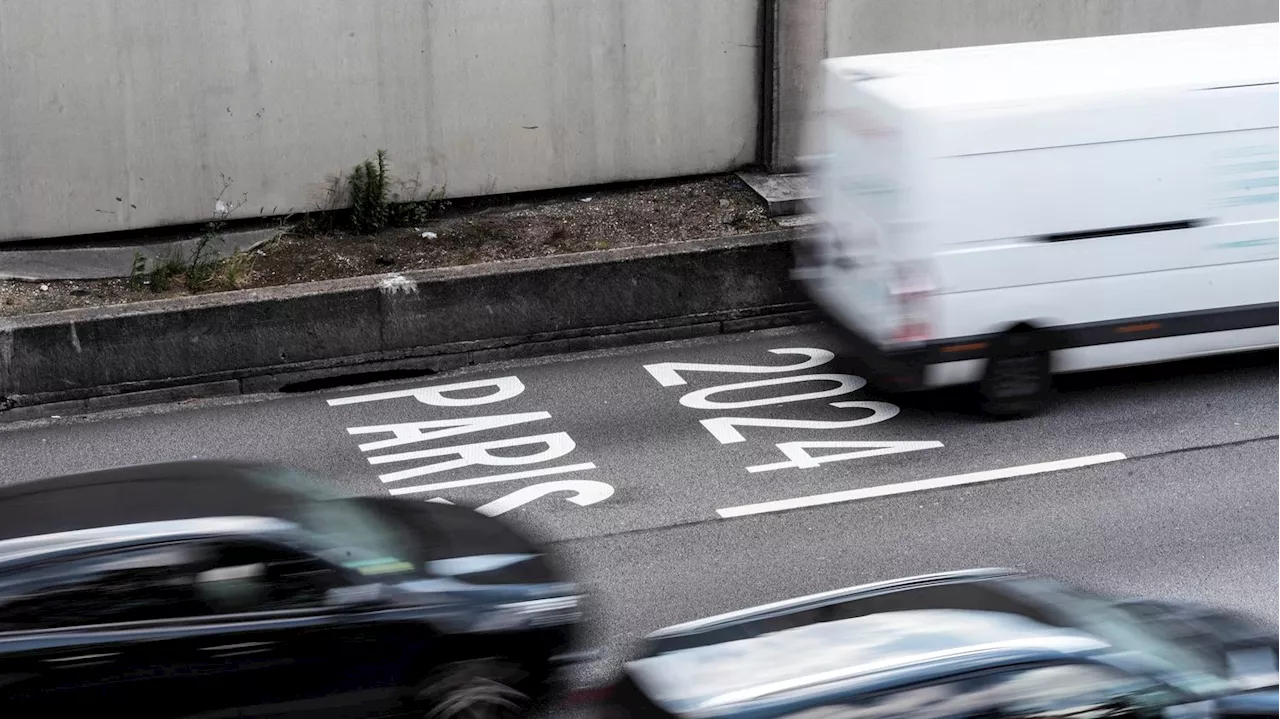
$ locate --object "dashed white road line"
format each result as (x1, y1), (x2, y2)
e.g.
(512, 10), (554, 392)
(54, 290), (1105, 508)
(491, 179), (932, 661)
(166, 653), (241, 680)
(716, 452), (1128, 519)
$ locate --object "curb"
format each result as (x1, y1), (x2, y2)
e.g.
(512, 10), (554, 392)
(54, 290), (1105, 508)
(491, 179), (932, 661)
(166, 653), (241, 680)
(1, 228), (816, 421)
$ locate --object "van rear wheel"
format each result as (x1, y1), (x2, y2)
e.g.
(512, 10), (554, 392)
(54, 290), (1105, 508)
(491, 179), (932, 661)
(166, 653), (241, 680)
(978, 330), (1052, 418)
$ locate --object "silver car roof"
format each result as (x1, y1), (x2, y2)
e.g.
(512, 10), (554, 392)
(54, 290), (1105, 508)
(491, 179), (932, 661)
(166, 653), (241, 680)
(648, 568), (1023, 639)
(628, 608), (1111, 715)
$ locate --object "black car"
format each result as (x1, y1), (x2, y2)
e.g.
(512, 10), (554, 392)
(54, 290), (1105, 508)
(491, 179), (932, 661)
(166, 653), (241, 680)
(0, 460), (589, 718)
(600, 568), (1278, 718)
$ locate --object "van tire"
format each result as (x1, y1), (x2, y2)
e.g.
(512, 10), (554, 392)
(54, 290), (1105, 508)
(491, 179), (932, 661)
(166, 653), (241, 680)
(977, 330), (1052, 418)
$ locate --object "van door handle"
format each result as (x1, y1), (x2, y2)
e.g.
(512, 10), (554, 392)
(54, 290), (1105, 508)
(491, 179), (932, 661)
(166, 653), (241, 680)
(41, 652), (121, 668)
(834, 256), (859, 270)
(198, 641), (276, 658)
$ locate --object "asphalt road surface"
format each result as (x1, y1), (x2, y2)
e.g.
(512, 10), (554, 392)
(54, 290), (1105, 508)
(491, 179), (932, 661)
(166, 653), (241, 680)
(2, 324), (1277, 692)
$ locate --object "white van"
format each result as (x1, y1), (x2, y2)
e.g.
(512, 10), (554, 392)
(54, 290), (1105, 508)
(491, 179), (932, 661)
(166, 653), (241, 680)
(796, 23), (1279, 416)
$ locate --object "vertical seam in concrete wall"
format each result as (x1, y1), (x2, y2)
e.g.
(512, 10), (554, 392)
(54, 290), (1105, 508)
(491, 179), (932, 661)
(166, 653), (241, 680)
(758, 0), (777, 168)
(764, 0), (827, 173)
(0, 322), (13, 399)
(819, 0), (828, 64)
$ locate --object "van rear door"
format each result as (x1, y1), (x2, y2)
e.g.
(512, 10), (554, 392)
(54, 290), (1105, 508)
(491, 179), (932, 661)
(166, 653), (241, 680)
(810, 64), (933, 348)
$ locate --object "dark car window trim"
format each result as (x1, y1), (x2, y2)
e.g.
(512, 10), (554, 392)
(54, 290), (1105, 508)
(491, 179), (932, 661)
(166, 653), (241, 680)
(0, 537), (206, 576)
(0, 534), (365, 604)
(0, 531), (307, 580)
(0, 603), (343, 638)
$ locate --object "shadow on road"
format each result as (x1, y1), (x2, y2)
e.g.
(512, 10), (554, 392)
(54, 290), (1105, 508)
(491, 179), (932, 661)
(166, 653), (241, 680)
(805, 319), (1278, 421)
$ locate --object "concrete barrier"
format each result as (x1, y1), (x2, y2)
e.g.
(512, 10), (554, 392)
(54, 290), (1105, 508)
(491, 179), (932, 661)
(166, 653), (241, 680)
(0, 231), (816, 417)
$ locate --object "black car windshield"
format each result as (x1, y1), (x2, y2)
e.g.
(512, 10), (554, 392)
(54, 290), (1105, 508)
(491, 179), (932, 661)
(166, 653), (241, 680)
(245, 467), (420, 576)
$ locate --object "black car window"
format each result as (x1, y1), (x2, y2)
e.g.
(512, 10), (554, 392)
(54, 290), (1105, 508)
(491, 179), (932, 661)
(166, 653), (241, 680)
(0, 544), (205, 630)
(193, 540), (350, 614)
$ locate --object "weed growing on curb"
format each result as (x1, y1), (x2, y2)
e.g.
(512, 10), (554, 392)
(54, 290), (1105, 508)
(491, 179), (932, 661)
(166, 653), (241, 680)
(146, 251), (187, 292)
(186, 176), (248, 291)
(219, 248), (255, 289)
(350, 150), (390, 234)
(127, 175), (256, 293)
(128, 251), (148, 290)
(348, 151), (449, 233)
(389, 186), (449, 228)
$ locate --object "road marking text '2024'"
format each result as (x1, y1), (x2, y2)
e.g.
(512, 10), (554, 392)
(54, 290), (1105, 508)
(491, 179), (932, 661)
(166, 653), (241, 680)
(643, 348), (942, 472)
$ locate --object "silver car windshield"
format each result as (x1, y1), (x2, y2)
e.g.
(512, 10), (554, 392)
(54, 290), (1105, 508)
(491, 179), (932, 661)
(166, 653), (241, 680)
(1028, 580), (1237, 698)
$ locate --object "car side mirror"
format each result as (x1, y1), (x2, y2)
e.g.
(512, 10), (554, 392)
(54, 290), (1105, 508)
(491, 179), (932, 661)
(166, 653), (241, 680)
(324, 583), (387, 609)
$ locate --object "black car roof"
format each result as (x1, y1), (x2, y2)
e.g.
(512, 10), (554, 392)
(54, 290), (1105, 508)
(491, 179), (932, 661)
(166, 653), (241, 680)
(0, 460), (326, 543)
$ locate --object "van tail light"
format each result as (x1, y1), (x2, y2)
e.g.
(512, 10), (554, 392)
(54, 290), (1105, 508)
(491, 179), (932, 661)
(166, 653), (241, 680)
(890, 260), (935, 344)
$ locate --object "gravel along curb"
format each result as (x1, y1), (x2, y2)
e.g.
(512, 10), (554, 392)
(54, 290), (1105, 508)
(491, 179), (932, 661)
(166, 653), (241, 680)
(0, 229), (817, 421)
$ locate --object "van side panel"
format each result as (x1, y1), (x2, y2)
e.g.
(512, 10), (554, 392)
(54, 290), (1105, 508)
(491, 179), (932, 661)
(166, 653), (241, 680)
(934, 131), (1249, 251)
(932, 84), (1278, 159)
(930, 120), (1278, 373)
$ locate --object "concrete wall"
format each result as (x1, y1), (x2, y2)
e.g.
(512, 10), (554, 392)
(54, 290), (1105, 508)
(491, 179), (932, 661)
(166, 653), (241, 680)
(5, 0), (1277, 241)
(0, 0), (761, 242)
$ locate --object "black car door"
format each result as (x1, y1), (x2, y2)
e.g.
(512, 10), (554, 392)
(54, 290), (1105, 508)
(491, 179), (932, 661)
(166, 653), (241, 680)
(0, 542), (230, 718)
(187, 537), (429, 719)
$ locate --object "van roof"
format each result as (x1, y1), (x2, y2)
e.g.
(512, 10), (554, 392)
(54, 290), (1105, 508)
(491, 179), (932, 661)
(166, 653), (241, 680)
(824, 23), (1278, 111)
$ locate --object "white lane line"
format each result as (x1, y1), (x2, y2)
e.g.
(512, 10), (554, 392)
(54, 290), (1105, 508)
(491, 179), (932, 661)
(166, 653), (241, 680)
(715, 452), (1128, 519)
(387, 463), (597, 496)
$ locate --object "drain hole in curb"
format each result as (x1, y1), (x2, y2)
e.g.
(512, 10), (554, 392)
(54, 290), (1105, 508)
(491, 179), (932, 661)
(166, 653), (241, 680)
(278, 368), (436, 394)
